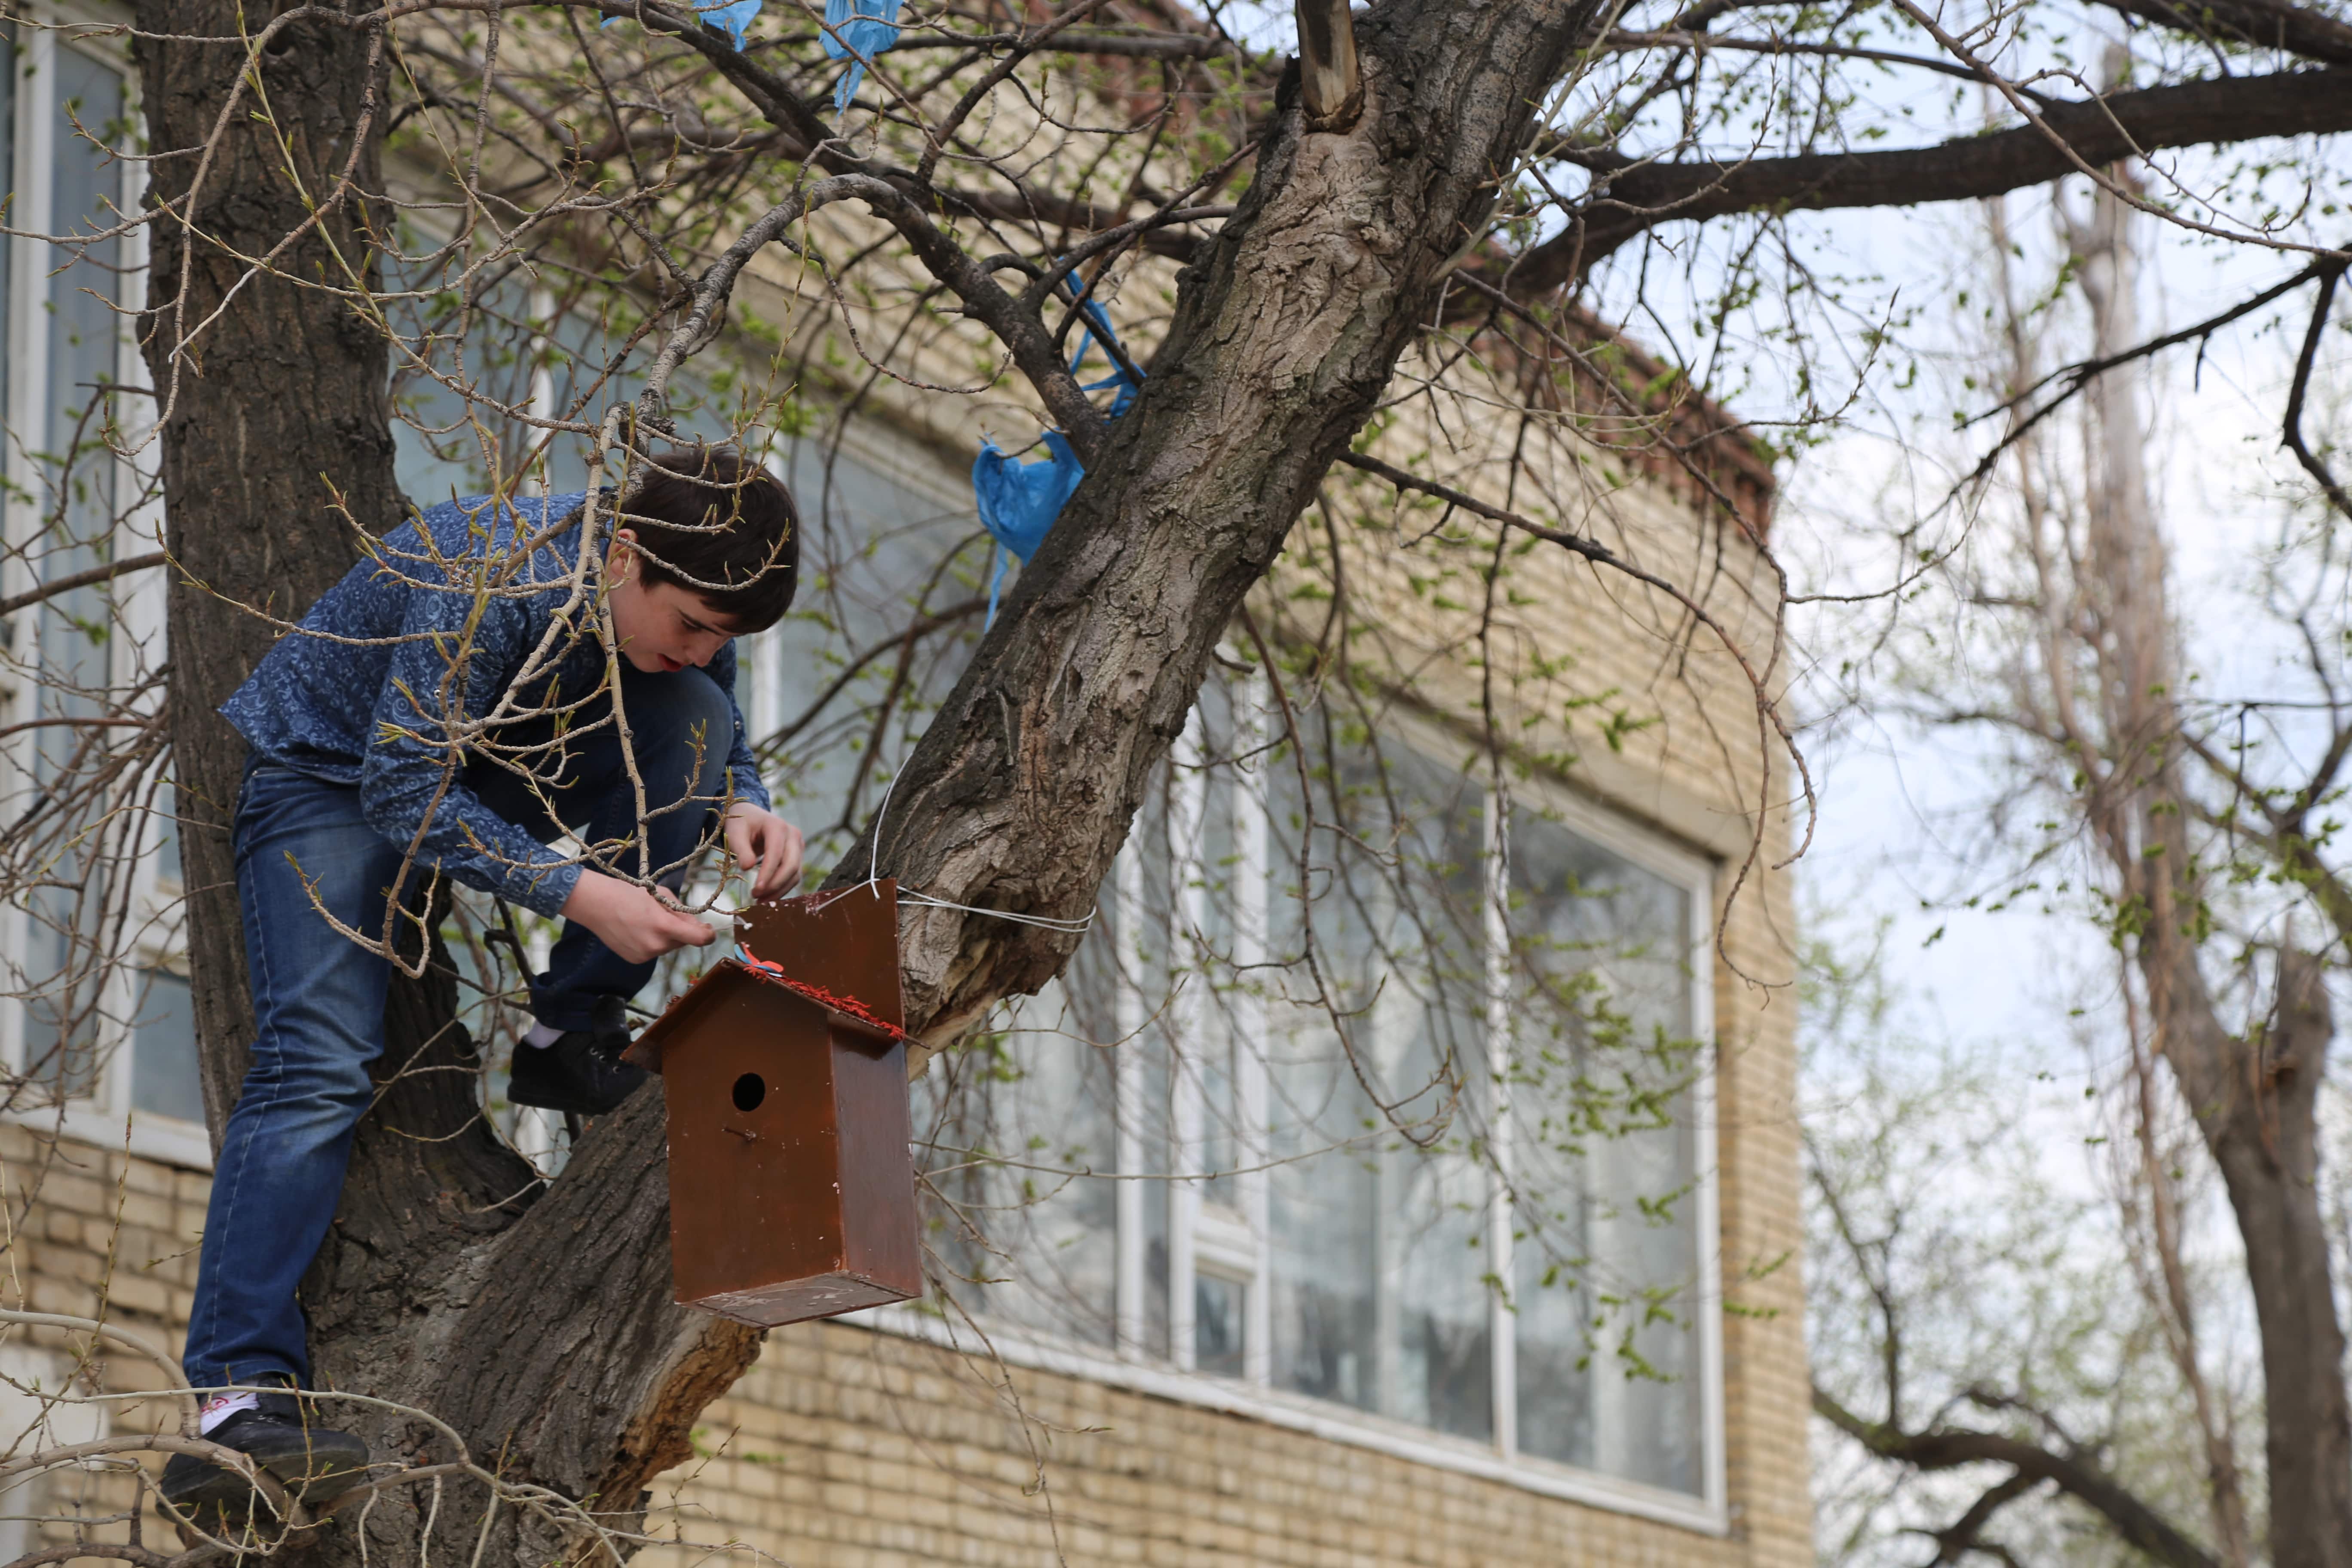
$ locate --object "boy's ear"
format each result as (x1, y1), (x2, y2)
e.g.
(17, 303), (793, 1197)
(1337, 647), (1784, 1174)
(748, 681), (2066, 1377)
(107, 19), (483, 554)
(604, 528), (639, 587)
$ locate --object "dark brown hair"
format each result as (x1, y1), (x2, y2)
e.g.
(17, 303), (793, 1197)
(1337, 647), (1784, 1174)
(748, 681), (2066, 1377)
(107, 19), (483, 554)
(615, 445), (799, 632)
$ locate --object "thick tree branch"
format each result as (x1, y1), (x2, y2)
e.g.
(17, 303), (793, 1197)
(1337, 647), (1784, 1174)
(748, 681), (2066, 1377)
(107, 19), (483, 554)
(2095, 0), (2352, 67)
(1813, 1384), (2221, 1568)
(1295, 0), (1363, 132)
(1510, 67), (2352, 288)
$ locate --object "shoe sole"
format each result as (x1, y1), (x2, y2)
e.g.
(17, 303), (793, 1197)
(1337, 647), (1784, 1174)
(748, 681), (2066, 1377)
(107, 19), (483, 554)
(507, 1082), (628, 1115)
(508, 1066), (639, 1116)
(162, 1439), (373, 1516)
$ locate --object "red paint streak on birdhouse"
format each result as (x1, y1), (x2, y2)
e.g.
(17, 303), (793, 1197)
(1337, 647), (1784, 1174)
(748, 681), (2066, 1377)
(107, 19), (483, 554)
(735, 943), (910, 1042)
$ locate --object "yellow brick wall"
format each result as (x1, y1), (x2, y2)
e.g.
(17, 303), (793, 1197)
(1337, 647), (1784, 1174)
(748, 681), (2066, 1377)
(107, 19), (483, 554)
(0, 1122), (207, 1328)
(0, 1121), (205, 1562)
(639, 1321), (1799, 1568)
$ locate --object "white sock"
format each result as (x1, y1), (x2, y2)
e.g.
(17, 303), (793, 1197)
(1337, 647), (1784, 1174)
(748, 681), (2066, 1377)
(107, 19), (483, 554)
(199, 1392), (259, 1435)
(522, 1022), (565, 1050)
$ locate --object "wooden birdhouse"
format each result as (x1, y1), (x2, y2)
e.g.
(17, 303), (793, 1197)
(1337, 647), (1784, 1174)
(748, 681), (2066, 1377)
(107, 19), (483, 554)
(623, 881), (921, 1327)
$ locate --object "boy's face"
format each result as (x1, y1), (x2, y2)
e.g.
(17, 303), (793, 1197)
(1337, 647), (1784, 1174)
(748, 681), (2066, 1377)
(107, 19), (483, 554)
(606, 532), (744, 674)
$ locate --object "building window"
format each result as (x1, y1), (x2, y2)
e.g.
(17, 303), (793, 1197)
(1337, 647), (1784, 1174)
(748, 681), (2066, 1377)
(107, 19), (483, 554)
(918, 667), (1720, 1504)
(127, 968), (204, 1124)
(0, 21), (202, 1156)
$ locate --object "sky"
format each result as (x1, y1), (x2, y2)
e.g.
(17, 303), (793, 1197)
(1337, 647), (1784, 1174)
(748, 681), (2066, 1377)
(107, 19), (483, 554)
(1779, 186), (2338, 1062)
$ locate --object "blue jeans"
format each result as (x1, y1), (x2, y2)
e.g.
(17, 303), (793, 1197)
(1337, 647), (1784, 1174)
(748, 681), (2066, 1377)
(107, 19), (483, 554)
(184, 663), (733, 1390)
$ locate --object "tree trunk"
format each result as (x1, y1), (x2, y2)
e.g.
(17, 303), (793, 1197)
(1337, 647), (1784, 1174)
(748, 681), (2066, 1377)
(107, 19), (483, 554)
(2135, 906), (2352, 1568)
(139, 1), (1600, 1560)
(2201, 949), (2350, 1568)
(2071, 181), (2352, 1568)
(132, 0), (404, 1135)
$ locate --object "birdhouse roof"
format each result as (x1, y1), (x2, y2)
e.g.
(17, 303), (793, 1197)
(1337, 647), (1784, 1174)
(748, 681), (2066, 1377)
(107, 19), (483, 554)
(622, 882), (905, 1073)
(623, 959), (769, 1074)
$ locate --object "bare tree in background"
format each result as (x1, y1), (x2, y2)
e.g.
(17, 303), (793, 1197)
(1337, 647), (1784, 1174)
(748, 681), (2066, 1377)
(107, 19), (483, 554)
(1809, 144), (2352, 1565)
(0, 0), (2343, 1563)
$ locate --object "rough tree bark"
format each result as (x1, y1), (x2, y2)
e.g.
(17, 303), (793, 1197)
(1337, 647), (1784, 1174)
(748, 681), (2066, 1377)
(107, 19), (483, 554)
(2135, 913), (2352, 1568)
(138, 1), (1601, 1562)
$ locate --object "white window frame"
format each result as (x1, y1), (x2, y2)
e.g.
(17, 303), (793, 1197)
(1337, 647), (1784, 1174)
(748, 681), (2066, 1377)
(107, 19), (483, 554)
(0, 10), (208, 1170)
(870, 696), (1728, 1534)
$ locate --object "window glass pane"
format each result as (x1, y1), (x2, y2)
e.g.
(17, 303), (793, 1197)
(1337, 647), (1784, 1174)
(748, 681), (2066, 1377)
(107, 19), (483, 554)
(130, 970), (205, 1123)
(1266, 721), (1493, 1440)
(1377, 904), (1493, 1442)
(750, 432), (977, 874)
(1133, 1038), (1172, 1357)
(1127, 782), (1174, 1359)
(1509, 804), (1703, 1494)
(1266, 1014), (1378, 1412)
(1193, 1274), (1245, 1377)
(385, 236), (561, 504)
(0, 26), (15, 426)
(22, 49), (130, 1101)
(47, 51), (123, 512)
(1384, 1147), (1493, 1439)
(919, 969), (1118, 1348)
(1179, 678), (1242, 1209)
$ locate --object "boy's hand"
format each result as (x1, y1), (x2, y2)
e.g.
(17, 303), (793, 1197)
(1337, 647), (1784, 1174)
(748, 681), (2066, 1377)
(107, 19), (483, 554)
(563, 871), (719, 964)
(724, 803), (806, 900)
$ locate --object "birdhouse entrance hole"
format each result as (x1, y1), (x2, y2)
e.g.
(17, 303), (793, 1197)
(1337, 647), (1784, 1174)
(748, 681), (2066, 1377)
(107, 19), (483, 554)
(732, 1072), (766, 1112)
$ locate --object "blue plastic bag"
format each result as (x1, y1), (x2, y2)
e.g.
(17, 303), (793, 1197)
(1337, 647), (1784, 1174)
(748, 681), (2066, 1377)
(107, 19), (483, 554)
(601, 0), (763, 50)
(822, 0), (905, 114)
(968, 286), (1144, 628)
(704, 0), (762, 47)
(972, 431), (1083, 628)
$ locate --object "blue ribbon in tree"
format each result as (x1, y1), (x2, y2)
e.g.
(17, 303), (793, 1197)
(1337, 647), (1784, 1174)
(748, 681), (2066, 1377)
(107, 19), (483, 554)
(603, 0), (764, 49)
(822, 0), (905, 115)
(971, 288), (1143, 629)
(599, 0), (895, 111)
(703, 0), (762, 46)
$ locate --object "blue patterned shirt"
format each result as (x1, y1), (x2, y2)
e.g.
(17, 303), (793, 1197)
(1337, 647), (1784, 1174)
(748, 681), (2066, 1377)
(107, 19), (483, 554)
(220, 492), (769, 917)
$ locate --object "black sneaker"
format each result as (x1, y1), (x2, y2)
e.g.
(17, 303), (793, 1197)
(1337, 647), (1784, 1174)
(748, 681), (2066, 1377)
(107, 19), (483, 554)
(508, 995), (646, 1115)
(160, 1392), (370, 1518)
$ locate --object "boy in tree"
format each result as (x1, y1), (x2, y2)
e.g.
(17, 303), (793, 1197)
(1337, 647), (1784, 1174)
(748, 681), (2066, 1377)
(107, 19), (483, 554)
(162, 446), (805, 1516)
